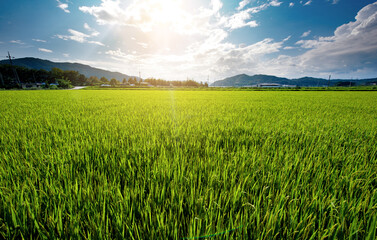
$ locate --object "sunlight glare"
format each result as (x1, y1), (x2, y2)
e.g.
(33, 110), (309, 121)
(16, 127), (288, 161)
(126, 0), (197, 34)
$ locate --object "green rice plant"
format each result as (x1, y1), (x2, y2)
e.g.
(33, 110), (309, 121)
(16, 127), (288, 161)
(0, 90), (376, 239)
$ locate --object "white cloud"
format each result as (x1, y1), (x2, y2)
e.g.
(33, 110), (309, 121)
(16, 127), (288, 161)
(330, 0), (340, 4)
(79, 0), (280, 35)
(84, 23), (100, 36)
(101, 36), (285, 80)
(63, 53), (70, 57)
(211, 0), (223, 13)
(283, 36), (291, 42)
(137, 42), (149, 49)
(237, 0), (250, 10)
(80, 0), (216, 35)
(76, 0), (377, 80)
(88, 41), (105, 46)
(270, 0), (282, 7)
(57, 29), (104, 46)
(220, 1), (281, 30)
(301, 30), (311, 38)
(75, 0), (285, 80)
(304, 0), (312, 6)
(222, 10), (258, 29)
(10, 40), (24, 44)
(39, 48), (53, 53)
(57, 0), (70, 13)
(57, 29), (89, 43)
(289, 3), (294, 7)
(294, 2), (377, 75)
(32, 39), (47, 43)
(198, 1), (377, 79)
(83, 23), (91, 31)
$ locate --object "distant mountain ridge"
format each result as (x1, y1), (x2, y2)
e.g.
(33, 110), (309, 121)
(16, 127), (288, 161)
(211, 74), (377, 87)
(0, 57), (137, 81)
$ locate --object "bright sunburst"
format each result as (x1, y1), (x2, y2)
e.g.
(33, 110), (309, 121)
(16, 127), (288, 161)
(125, 0), (194, 33)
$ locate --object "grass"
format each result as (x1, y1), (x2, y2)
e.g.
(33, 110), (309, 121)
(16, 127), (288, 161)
(0, 90), (376, 239)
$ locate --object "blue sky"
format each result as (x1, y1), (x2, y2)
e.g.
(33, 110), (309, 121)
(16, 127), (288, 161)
(1, 0), (377, 81)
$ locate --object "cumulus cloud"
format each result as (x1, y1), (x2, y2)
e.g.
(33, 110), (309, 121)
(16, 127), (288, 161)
(39, 48), (53, 53)
(79, 0), (281, 34)
(208, 1), (377, 79)
(76, 0), (377, 80)
(79, 0), (223, 36)
(289, 3), (294, 7)
(102, 36), (285, 80)
(222, 10), (258, 29)
(211, 0), (223, 13)
(57, 0), (70, 13)
(301, 30), (311, 38)
(296, 2), (377, 74)
(56, 29), (104, 46)
(75, 0), (286, 79)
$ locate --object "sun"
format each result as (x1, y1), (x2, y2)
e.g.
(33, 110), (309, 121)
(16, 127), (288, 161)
(126, 0), (196, 33)
(148, 0), (182, 24)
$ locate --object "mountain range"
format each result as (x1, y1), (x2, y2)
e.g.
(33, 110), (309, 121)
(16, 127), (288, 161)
(211, 74), (377, 87)
(1, 58), (376, 87)
(0, 57), (138, 81)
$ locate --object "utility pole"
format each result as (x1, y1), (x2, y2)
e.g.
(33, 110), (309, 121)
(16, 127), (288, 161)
(7, 52), (14, 65)
(328, 75), (331, 88)
(6, 51), (21, 85)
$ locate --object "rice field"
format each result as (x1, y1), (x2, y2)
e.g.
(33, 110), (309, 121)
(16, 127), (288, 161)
(0, 90), (376, 239)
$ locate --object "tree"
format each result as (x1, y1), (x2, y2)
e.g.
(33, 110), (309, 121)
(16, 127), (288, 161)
(63, 70), (81, 86)
(57, 78), (72, 89)
(100, 77), (109, 83)
(110, 78), (118, 86)
(122, 78), (127, 84)
(128, 77), (137, 85)
(88, 76), (101, 86)
(51, 68), (64, 80)
(78, 74), (87, 86)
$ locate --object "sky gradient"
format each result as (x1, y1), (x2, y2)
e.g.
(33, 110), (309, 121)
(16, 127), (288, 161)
(1, 0), (377, 81)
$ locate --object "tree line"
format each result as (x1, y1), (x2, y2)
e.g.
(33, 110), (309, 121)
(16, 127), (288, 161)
(0, 64), (208, 89)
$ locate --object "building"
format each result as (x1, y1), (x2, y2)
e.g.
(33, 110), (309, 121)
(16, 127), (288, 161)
(252, 83), (297, 88)
(21, 82), (46, 89)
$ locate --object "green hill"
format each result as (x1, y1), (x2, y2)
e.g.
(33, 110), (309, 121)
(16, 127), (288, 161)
(211, 74), (377, 87)
(0, 57), (138, 81)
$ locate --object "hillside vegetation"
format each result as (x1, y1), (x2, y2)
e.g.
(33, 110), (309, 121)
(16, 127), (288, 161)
(211, 74), (377, 87)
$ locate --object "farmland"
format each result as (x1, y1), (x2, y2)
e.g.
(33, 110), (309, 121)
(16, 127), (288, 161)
(0, 90), (376, 239)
